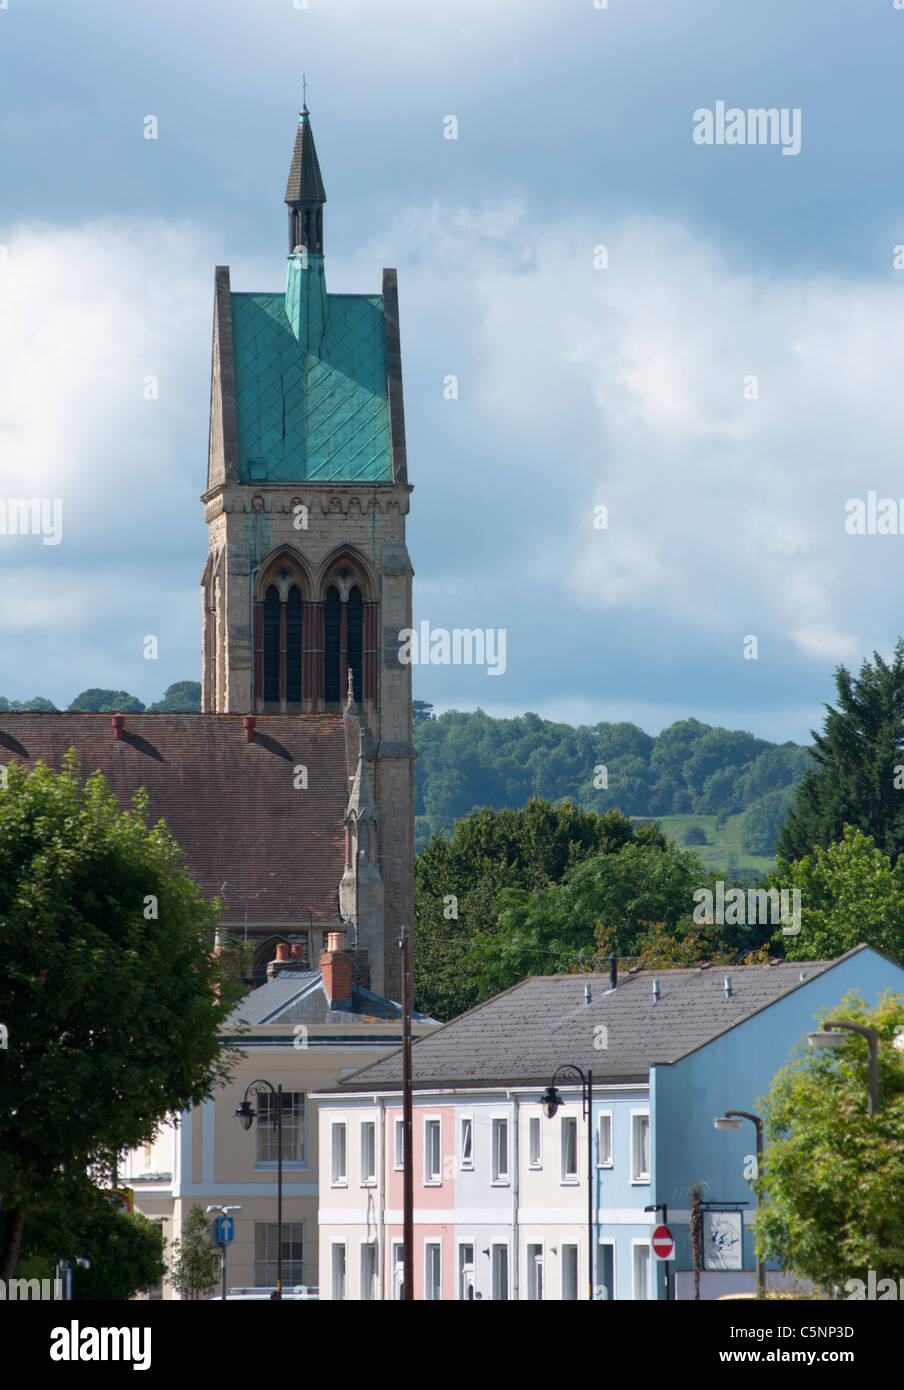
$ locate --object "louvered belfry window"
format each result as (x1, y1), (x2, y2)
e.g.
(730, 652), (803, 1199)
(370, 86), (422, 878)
(255, 558), (376, 710)
(261, 582), (304, 707)
(324, 585), (341, 702)
(346, 586), (363, 703)
(263, 586), (281, 703)
(285, 586), (302, 702)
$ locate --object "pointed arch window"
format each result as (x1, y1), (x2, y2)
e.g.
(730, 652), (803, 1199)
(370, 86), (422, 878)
(324, 585), (341, 703)
(256, 569), (306, 711)
(286, 586), (302, 703)
(323, 581), (366, 705)
(347, 586), (363, 704)
(263, 586), (281, 703)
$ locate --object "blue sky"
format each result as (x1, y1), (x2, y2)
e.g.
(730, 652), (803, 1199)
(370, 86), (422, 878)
(2, 0), (903, 742)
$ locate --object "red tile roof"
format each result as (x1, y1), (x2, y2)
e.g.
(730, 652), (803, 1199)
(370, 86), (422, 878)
(0, 713), (348, 926)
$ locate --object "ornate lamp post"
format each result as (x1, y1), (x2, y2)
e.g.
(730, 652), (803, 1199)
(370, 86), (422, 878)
(539, 1064), (594, 1300)
(236, 1080), (284, 1298)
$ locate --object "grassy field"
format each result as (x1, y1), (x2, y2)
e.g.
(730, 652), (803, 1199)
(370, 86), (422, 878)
(642, 812), (775, 879)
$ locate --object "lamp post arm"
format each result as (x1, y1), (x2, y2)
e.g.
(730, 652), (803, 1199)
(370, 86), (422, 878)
(724, 1110), (765, 1300)
(242, 1079), (277, 1103)
(824, 1023), (880, 1116)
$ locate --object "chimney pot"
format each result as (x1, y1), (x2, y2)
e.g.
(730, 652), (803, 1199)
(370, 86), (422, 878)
(243, 715), (256, 743)
(609, 952), (617, 991)
(112, 713), (125, 740)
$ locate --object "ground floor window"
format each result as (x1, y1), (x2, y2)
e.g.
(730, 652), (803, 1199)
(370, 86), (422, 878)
(392, 1241), (404, 1300)
(492, 1244), (509, 1300)
(425, 1242), (442, 1300)
(331, 1243), (347, 1300)
(527, 1243), (544, 1300)
(360, 1242), (377, 1301)
(562, 1243), (579, 1300)
(633, 1242), (651, 1300)
(458, 1243), (475, 1300)
(596, 1242), (615, 1301)
(253, 1222), (304, 1288)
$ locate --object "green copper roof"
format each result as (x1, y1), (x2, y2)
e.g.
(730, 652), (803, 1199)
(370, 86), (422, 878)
(230, 260), (393, 484)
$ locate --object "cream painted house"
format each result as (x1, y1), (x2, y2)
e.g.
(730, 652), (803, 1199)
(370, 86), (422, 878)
(125, 935), (436, 1298)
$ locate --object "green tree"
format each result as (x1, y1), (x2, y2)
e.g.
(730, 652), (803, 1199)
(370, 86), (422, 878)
(412, 708), (808, 837)
(168, 1204), (222, 1300)
(683, 727), (769, 798)
(412, 699), (435, 721)
(69, 688), (146, 713)
(16, 1172), (166, 1300)
(0, 755), (242, 1278)
(648, 718), (712, 814)
(0, 697), (57, 711)
(778, 640), (904, 862)
(583, 921), (750, 971)
(468, 838), (705, 999)
(414, 799), (661, 1020)
(699, 767), (744, 816)
(771, 825), (904, 962)
(742, 787), (796, 856)
(738, 744), (812, 807)
(684, 824), (708, 846)
(149, 681), (202, 713)
(755, 992), (904, 1289)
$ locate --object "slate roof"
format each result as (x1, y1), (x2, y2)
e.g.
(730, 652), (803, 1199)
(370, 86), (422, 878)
(227, 969), (436, 1027)
(0, 713), (347, 926)
(284, 108), (326, 206)
(338, 953), (871, 1090)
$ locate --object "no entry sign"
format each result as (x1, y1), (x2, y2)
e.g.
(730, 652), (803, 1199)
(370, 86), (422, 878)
(651, 1225), (674, 1260)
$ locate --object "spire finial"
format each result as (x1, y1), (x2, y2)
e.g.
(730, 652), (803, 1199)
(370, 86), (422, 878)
(301, 73), (308, 114)
(285, 93), (326, 252)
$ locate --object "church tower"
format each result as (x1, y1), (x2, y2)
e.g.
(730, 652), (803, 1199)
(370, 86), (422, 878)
(201, 103), (414, 998)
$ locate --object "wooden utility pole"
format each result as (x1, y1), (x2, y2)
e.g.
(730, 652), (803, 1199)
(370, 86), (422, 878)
(401, 922), (414, 1300)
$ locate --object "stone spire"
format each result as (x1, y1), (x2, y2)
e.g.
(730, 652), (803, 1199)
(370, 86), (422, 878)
(285, 105), (326, 255)
(339, 726), (385, 993)
(347, 728), (378, 825)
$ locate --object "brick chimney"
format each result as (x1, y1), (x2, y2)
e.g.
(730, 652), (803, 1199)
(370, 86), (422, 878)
(266, 942), (308, 982)
(319, 929), (372, 1009)
(320, 931), (353, 1009)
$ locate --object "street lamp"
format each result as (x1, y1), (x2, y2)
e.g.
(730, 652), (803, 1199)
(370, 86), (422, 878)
(235, 1080), (284, 1298)
(539, 1064), (594, 1300)
(807, 1021), (880, 1116)
(714, 1110), (764, 1299)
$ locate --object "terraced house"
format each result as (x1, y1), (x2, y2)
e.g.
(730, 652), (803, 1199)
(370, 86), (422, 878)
(315, 945), (904, 1299)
